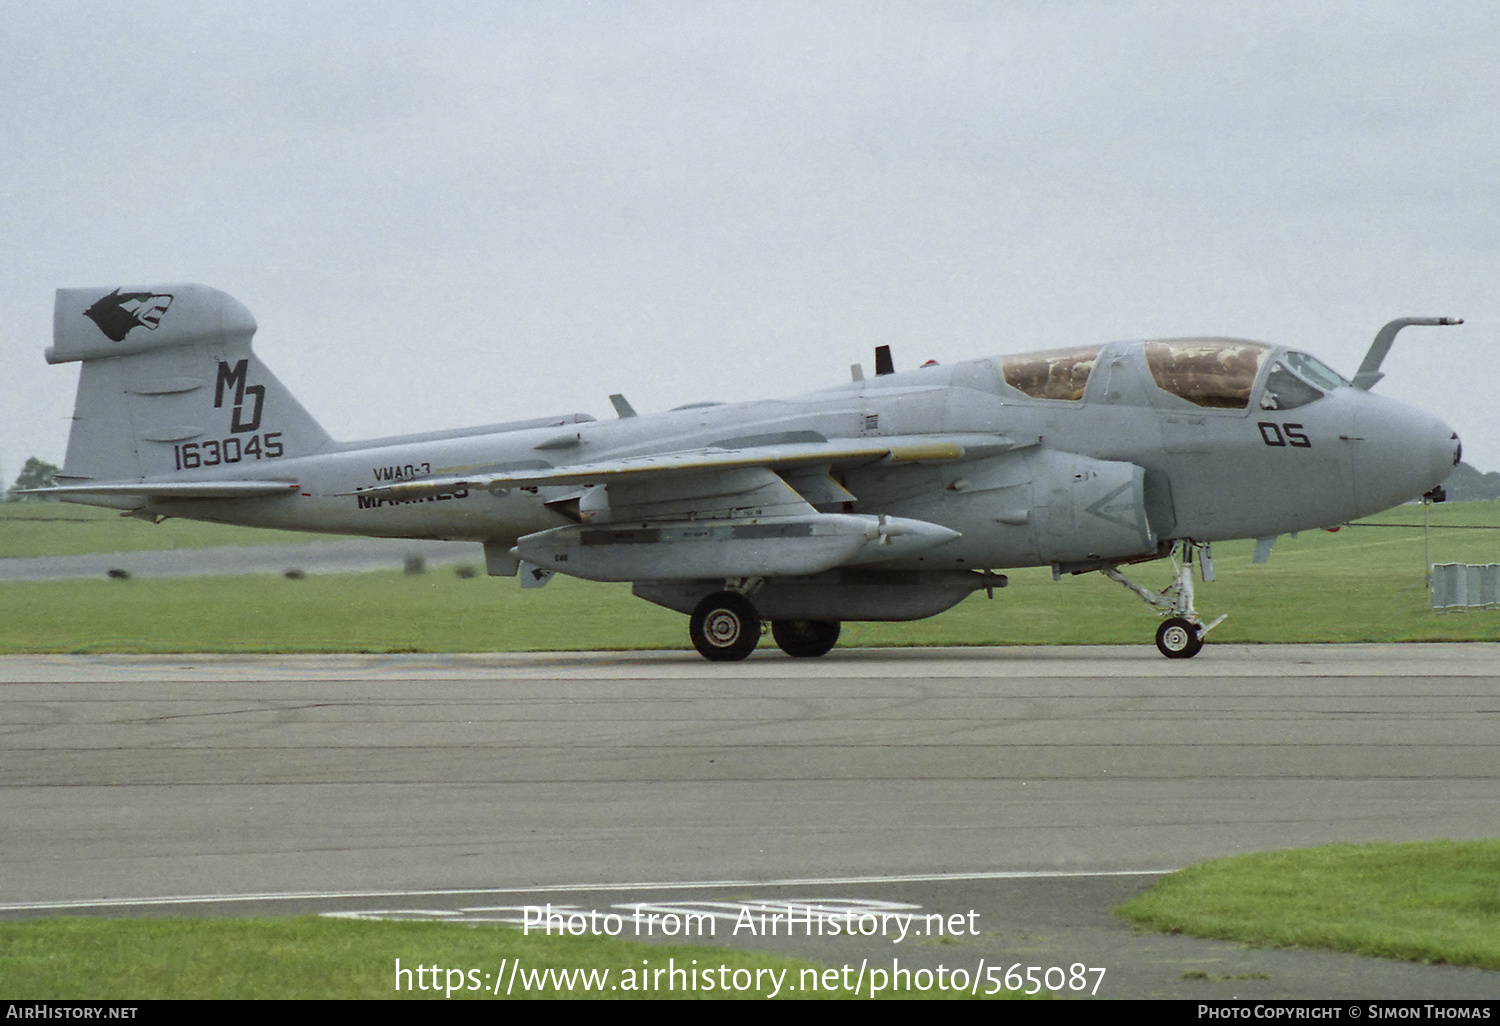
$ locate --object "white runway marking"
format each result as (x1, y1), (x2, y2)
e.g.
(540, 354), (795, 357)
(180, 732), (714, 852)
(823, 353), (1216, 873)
(0, 867), (1168, 915)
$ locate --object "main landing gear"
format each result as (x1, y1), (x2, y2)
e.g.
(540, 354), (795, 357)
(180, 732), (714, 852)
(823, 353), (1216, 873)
(690, 591), (760, 661)
(1101, 541), (1227, 659)
(771, 619), (841, 658)
(688, 588), (842, 661)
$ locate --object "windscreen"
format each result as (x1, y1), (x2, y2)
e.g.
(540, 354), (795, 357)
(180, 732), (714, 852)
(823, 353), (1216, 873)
(1257, 350), (1349, 411)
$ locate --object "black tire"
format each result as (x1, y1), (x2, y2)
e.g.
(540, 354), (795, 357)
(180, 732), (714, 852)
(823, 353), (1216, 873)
(1155, 617), (1203, 659)
(771, 619), (841, 658)
(689, 591), (761, 661)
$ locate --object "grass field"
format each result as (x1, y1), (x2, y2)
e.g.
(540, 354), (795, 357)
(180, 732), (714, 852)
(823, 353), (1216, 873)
(2, 501), (1499, 653)
(1114, 841), (1500, 971)
(0, 502), (346, 558)
(0, 917), (946, 1000)
(4, 841), (1494, 998)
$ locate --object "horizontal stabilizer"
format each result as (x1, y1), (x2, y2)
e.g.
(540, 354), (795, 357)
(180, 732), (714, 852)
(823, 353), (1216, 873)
(22, 481), (299, 500)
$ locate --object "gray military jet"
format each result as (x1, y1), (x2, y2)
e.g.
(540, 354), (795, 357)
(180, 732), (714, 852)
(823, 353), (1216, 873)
(35, 284), (1461, 660)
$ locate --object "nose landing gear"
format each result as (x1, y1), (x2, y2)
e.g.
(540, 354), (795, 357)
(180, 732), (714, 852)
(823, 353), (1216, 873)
(1154, 617), (1202, 659)
(1102, 541), (1226, 659)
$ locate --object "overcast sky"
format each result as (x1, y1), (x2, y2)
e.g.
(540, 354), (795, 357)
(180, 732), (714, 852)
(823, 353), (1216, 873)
(4, 0), (1497, 485)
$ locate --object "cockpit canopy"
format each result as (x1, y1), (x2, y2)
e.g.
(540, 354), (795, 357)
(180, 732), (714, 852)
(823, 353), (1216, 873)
(1001, 346), (1102, 401)
(1143, 339), (1267, 409)
(997, 338), (1349, 411)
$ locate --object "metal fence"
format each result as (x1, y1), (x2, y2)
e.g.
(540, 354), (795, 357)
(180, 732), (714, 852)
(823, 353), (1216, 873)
(1430, 563), (1500, 610)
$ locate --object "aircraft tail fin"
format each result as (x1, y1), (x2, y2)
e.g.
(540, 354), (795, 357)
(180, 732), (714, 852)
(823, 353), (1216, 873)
(48, 284), (332, 491)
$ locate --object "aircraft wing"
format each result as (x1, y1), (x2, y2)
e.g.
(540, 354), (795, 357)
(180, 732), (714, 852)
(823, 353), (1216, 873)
(346, 433), (1021, 501)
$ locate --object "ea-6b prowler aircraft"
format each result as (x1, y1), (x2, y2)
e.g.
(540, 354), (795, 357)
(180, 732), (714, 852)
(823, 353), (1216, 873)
(35, 284), (1462, 660)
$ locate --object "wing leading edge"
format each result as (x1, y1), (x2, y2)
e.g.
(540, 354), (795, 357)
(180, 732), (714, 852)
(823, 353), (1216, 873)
(342, 433), (1021, 502)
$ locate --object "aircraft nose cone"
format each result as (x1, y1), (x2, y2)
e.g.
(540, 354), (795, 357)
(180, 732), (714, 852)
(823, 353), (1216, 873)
(1436, 426), (1463, 487)
(1416, 412), (1462, 487)
(1411, 412), (1460, 495)
(1352, 400), (1459, 512)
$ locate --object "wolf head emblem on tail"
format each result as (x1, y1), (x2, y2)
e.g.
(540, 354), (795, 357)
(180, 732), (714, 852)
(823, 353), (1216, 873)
(83, 289), (174, 342)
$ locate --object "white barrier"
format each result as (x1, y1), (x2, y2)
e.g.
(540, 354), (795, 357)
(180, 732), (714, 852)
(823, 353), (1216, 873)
(1430, 563), (1500, 610)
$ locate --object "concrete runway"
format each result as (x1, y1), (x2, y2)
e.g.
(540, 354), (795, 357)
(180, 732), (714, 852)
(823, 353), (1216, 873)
(0, 537), (479, 581)
(1, 644), (1496, 998)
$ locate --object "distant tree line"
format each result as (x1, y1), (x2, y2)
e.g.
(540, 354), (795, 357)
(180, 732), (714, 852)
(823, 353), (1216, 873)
(1442, 462), (1500, 501)
(5, 457), (60, 501)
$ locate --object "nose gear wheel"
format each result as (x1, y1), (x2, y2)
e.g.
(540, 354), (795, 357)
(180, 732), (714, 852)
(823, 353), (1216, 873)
(1155, 617), (1202, 659)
